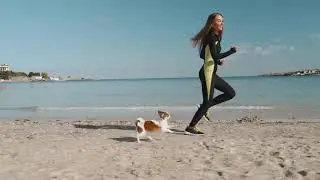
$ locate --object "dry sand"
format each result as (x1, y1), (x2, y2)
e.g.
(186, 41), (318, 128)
(0, 118), (319, 180)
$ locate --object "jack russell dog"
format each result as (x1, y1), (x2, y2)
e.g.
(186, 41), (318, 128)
(135, 110), (173, 143)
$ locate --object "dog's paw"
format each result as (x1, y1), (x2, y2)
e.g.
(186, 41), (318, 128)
(163, 129), (174, 133)
(147, 136), (155, 141)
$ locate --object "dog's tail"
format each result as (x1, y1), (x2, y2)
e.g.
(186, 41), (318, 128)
(157, 109), (170, 120)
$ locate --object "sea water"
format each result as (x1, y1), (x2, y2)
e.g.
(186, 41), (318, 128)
(0, 76), (319, 120)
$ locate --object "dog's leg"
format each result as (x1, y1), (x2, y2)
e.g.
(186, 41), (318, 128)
(161, 126), (174, 133)
(147, 136), (154, 141)
(161, 128), (173, 133)
(137, 132), (144, 143)
(160, 119), (175, 132)
(137, 131), (147, 143)
(166, 129), (174, 133)
(136, 133), (141, 143)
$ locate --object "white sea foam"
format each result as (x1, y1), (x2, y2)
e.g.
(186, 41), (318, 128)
(0, 105), (274, 112)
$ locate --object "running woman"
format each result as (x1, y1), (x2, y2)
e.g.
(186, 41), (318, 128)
(185, 12), (238, 135)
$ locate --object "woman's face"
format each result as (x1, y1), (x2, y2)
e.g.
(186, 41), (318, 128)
(212, 14), (224, 32)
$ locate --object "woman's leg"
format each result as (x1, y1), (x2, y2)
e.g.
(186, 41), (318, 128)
(199, 66), (208, 104)
(186, 67), (216, 133)
(197, 67), (211, 121)
(208, 75), (236, 107)
(186, 74), (235, 134)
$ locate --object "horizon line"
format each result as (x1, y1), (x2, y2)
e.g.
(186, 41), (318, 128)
(95, 75), (259, 81)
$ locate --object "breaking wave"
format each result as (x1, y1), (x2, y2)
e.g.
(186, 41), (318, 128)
(0, 105), (274, 112)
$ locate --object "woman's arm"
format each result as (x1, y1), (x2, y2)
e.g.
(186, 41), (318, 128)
(208, 40), (236, 62)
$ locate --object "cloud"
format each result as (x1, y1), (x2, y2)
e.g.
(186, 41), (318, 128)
(308, 33), (320, 41)
(238, 43), (295, 56)
(253, 44), (295, 56)
(271, 38), (281, 43)
(236, 44), (252, 55)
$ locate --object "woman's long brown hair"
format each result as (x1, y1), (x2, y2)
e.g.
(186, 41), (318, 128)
(191, 13), (223, 51)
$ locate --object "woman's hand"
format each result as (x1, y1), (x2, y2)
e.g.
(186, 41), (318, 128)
(231, 46), (238, 52)
(220, 59), (226, 65)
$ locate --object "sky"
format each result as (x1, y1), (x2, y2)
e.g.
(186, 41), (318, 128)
(0, 0), (319, 79)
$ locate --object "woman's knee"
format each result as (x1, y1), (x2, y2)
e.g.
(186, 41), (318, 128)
(228, 88), (236, 99)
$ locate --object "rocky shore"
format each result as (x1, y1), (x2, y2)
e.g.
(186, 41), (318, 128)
(260, 68), (320, 76)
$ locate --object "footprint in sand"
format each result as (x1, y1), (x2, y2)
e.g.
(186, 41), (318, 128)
(254, 160), (264, 167)
(217, 171), (223, 176)
(285, 170), (294, 178)
(269, 151), (280, 157)
(269, 150), (297, 177)
(297, 170), (307, 177)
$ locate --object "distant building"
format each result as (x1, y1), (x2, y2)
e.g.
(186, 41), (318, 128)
(49, 76), (60, 81)
(30, 76), (43, 81)
(0, 64), (9, 72)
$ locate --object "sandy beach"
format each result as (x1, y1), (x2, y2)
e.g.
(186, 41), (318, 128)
(0, 117), (319, 180)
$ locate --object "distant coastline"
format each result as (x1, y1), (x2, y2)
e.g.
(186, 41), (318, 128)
(0, 64), (94, 83)
(2, 68), (320, 84)
(259, 68), (320, 77)
(0, 76), (93, 83)
(0, 71), (93, 83)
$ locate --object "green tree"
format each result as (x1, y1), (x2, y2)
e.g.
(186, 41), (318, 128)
(41, 72), (49, 79)
(28, 72), (34, 77)
(0, 71), (10, 80)
(28, 72), (41, 77)
(34, 72), (41, 76)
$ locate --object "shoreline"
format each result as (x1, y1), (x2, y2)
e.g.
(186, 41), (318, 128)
(1, 117), (320, 126)
(1, 105), (320, 123)
(0, 118), (319, 179)
(1, 74), (319, 83)
(0, 78), (93, 83)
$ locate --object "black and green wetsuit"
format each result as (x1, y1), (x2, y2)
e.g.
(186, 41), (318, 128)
(188, 31), (236, 128)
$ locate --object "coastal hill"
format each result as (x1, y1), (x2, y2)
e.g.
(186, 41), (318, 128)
(259, 68), (320, 76)
(0, 70), (91, 82)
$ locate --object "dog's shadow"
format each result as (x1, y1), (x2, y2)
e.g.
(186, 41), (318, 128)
(73, 123), (186, 143)
(110, 136), (151, 142)
(170, 128), (185, 133)
(73, 123), (185, 133)
(73, 123), (136, 130)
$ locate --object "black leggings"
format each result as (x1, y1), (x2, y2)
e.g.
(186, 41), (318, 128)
(189, 66), (236, 127)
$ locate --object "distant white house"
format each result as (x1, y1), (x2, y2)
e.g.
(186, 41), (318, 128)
(49, 76), (60, 81)
(0, 64), (9, 72)
(30, 76), (44, 81)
